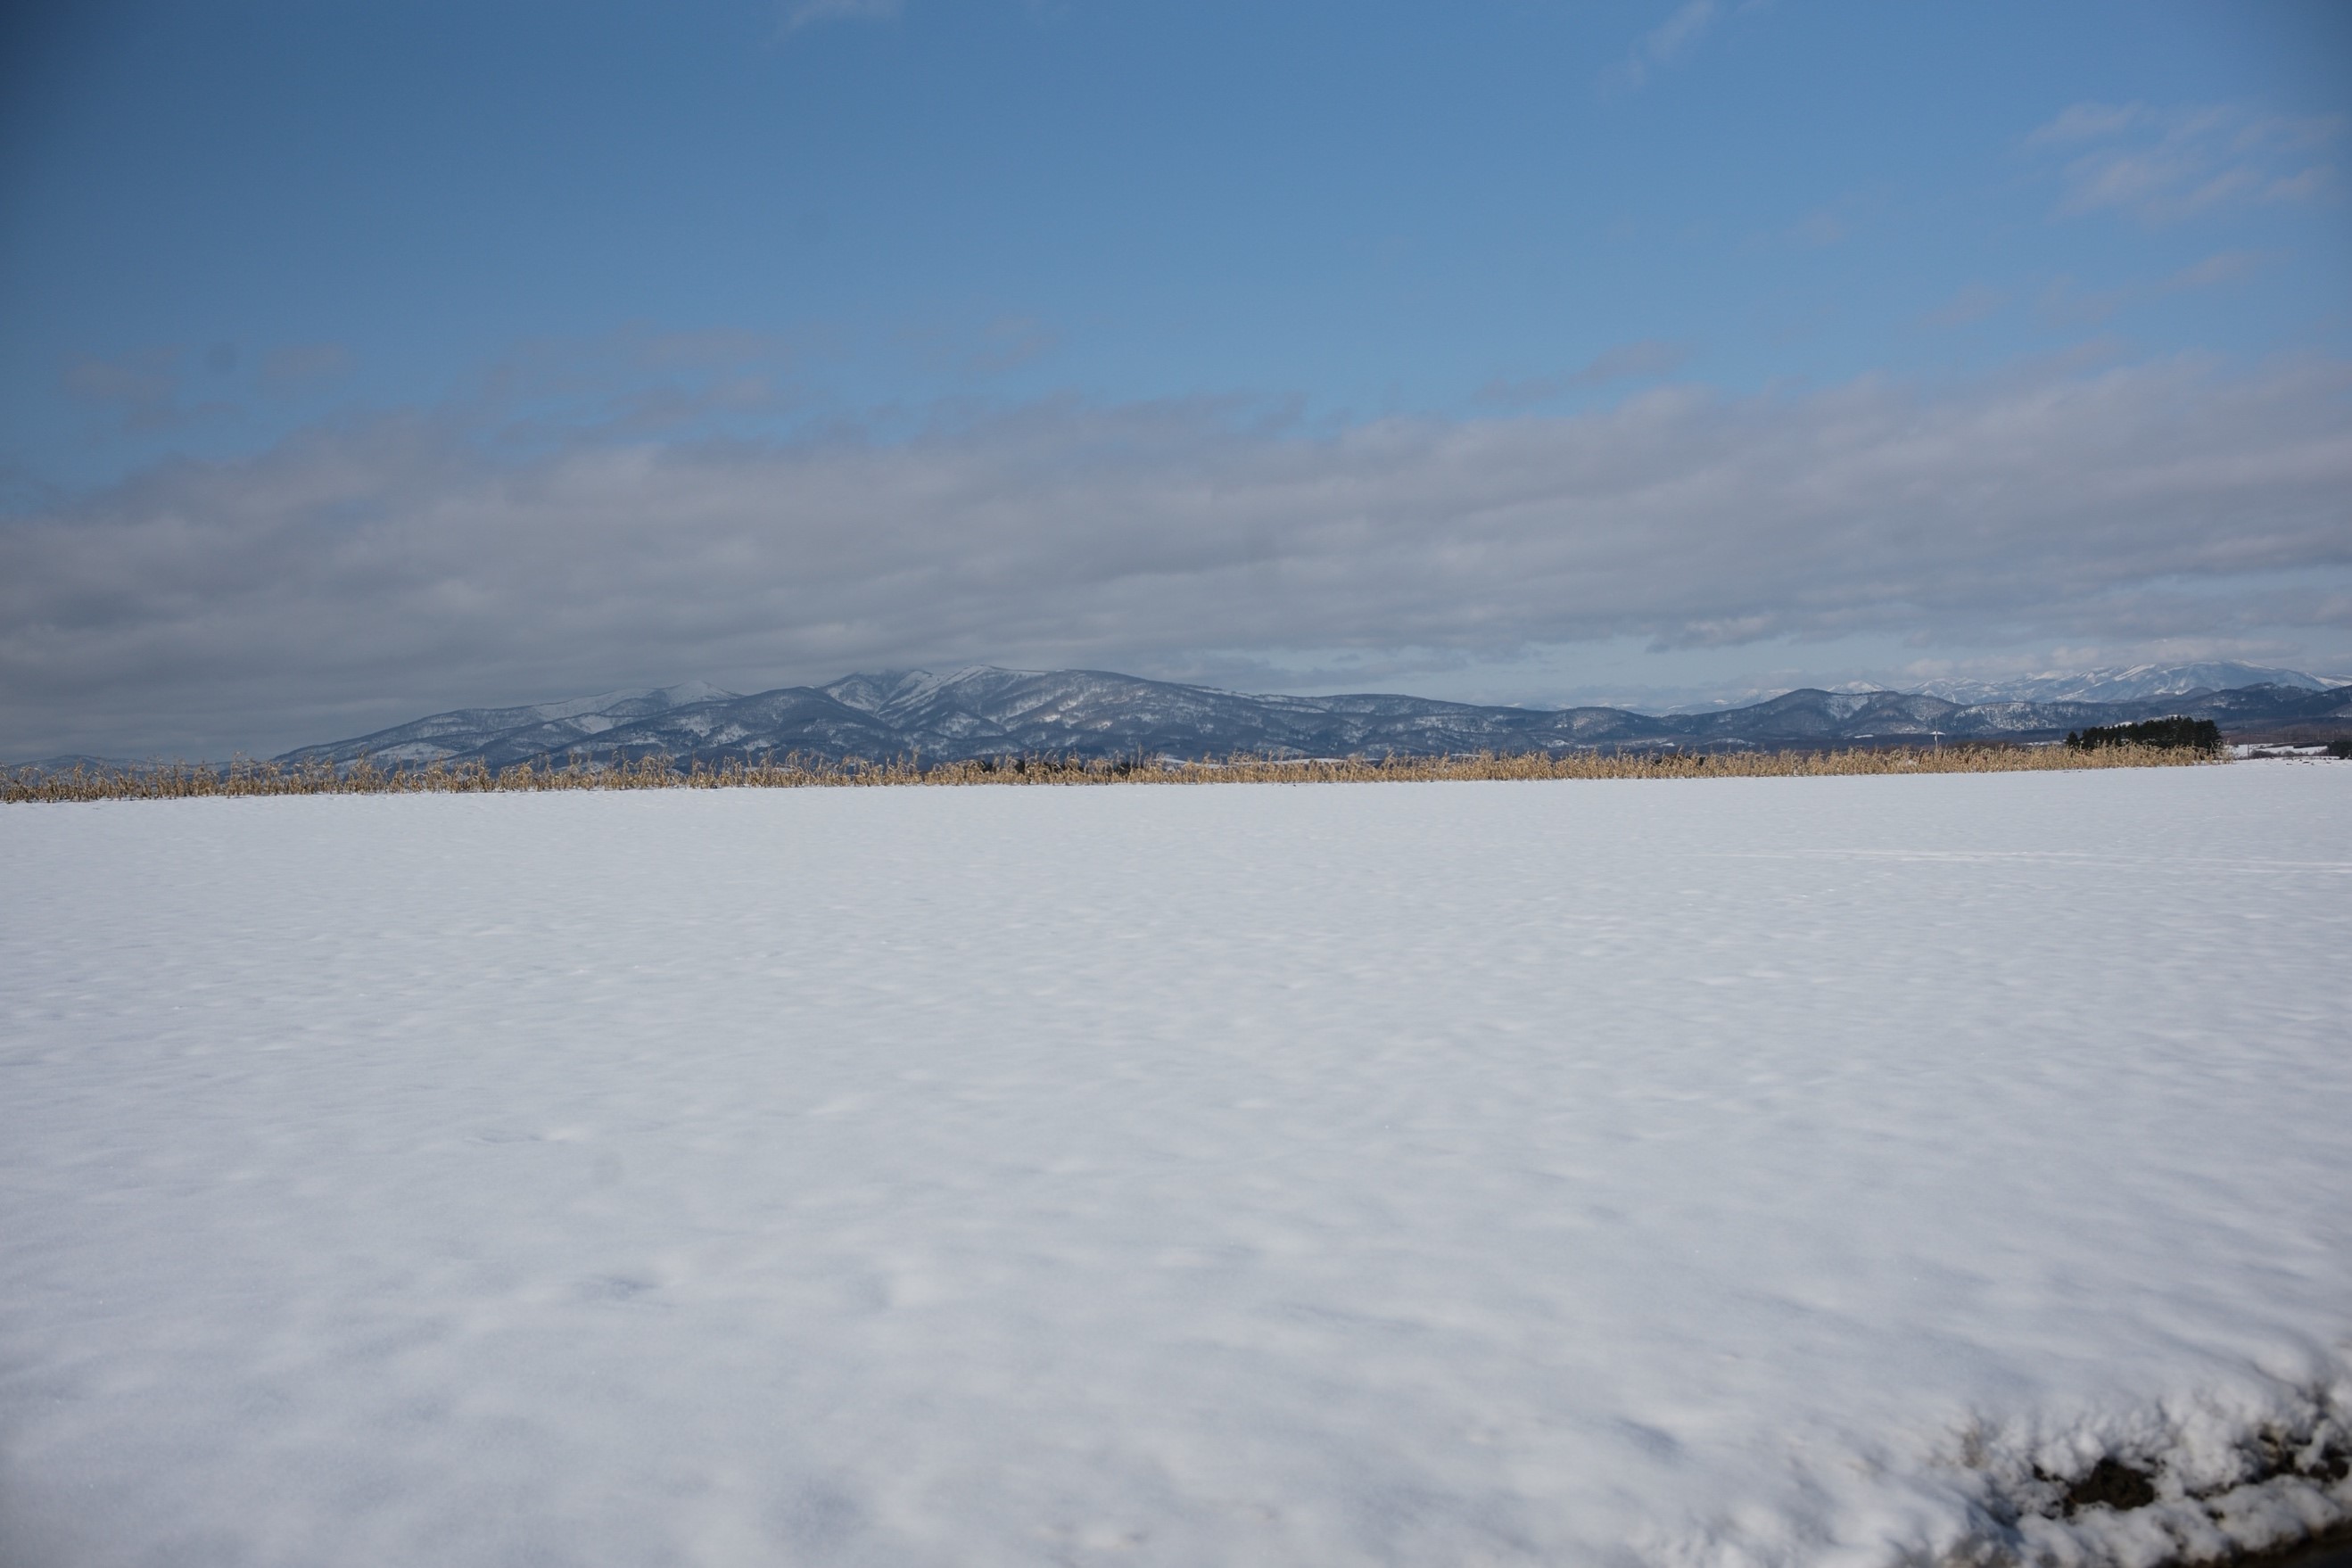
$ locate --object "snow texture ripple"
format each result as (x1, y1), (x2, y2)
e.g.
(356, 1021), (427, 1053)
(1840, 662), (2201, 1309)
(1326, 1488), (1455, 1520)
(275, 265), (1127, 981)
(2, 768), (2348, 1566)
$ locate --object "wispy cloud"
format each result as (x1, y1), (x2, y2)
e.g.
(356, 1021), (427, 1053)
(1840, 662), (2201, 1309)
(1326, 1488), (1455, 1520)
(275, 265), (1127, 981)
(1474, 341), (1689, 409)
(6, 354), (2348, 756)
(2023, 103), (2151, 147)
(1642, 0), (1717, 62)
(1607, 0), (1718, 94)
(1920, 284), (2007, 331)
(2027, 102), (2341, 223)
(62, 351), (179, 419)
(1571, 339), (1688, 387)
(1786, 208), (1847, 248)
(1473, 342), (1688, 409)
(899, 315), (1060, 379)
(259, 342), (354, 396)
(468, 326), (806, 433)
(968, 316), (1056, 376)
(2037, 250), (2265, 326)
(59, 348), (242, 434)
(2167, 249), (2262, 288)
(1754, 189), (1878, 252)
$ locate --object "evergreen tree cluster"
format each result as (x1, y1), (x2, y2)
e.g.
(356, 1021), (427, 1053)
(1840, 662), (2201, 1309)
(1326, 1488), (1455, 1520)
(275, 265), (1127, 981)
(2064, 716), (2221, 752)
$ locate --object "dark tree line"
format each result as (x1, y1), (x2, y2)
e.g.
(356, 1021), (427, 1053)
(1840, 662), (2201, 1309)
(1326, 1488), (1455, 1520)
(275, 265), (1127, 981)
(2064, 716), (2222, 752)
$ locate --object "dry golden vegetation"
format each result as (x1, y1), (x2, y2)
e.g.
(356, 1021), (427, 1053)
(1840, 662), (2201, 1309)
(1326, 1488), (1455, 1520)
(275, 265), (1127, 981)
(4, 742), (2219, 803)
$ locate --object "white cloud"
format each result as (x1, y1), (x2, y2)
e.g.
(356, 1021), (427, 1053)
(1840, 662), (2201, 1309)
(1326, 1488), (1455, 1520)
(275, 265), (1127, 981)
(4, 355), (2348, 757)
(2027, 102), (2342, 223)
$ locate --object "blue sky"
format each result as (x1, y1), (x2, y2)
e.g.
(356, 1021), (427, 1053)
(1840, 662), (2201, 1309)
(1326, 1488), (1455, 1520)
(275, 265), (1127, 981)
(3, 0), (2348, 755)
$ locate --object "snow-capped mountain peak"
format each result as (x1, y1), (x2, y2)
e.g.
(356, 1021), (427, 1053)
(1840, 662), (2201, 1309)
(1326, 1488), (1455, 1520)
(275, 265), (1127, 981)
(254, 662), (2351, 771)
(1916, 662), (2329, 705)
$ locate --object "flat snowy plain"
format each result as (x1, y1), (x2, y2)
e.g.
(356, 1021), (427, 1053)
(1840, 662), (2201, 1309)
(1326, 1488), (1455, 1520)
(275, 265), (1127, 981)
(3, 766), (2348, 1567)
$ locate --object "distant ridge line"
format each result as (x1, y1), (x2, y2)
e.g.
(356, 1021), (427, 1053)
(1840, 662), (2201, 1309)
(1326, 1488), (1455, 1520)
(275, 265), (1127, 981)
(244, 664), (2348, 772)
(13, 664), (2344, 774)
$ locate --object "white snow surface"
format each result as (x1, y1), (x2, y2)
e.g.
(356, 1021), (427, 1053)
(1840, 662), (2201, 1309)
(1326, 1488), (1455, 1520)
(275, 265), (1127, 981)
(4, 769), (2348, 1568)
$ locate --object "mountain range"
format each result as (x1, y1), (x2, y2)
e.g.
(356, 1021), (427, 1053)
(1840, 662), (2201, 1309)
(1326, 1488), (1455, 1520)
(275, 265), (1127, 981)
(1907, 661), (2338, 705)
(264, 663), (2352, 770)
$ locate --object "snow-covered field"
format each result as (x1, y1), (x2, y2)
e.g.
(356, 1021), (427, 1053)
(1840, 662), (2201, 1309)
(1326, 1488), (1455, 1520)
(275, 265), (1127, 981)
(4, 767), (2348, 1567)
